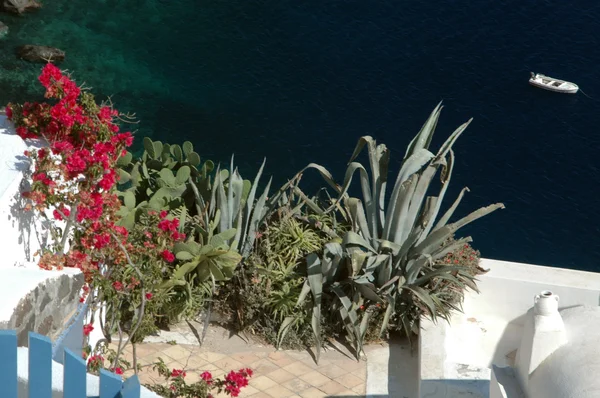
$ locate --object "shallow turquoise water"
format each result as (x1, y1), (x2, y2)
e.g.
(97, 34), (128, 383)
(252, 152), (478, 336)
(2, 0), (600, 271)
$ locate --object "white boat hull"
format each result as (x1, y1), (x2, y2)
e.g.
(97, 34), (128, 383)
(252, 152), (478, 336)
(529, 73), (579, 94)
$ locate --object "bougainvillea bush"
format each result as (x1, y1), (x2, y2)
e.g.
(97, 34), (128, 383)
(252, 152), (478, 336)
(5, 65), (247, 397)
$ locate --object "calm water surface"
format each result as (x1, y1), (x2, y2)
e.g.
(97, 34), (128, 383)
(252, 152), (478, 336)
(1, 0), (599, 270)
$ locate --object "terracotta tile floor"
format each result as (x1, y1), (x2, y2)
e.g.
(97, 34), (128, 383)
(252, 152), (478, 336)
(113, 321), (371, 397)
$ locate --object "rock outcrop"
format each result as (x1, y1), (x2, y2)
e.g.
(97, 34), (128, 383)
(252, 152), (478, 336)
(17, 45), (65, 64)
(1, 0), (41, 14)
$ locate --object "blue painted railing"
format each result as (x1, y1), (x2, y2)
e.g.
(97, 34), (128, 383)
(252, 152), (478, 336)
(0, 330), (141, 398)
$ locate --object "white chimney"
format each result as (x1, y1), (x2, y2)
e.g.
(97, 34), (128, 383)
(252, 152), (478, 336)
(515, 290), (568, 391)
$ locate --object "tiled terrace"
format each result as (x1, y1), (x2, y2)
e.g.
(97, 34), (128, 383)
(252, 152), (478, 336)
(113, 320), (373, 397)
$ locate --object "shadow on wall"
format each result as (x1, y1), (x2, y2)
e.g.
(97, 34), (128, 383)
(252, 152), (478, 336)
(8, 147), (52, 265)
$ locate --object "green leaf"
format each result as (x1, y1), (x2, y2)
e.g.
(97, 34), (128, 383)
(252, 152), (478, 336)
(354, 281), (384, 303)
(175, 166), (191, 185)
(276, 316), (296, 349)
(123, 191), (136, 210)
(176, 251), (195, 261)
(143, 137), (155, 158)
(305, 253), (323, 363)
(379, 293), (396, 337)
(117, 169), (131, 184)
(153, 141), (163, 159)
(117, 151), (133, 167)
(211, 228), (237, 247)
(171, 144), (183, 161)
(173, 242), (200, 255)
(187, 152), (201, 166)
(404, 101), (443, 161)
(183, 141), (193, 156)
(402, 285), (437, 320)
(159, 168), (176, 186)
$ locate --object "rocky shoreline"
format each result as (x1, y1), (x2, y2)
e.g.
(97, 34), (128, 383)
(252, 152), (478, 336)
(1, 1), (66, 64)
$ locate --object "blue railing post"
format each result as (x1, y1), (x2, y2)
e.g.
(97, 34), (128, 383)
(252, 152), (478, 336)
(99, 368), (122, 398)
(120, 375), (142, 398)
(0, 330), (143, 398)
(0, 330), (18, 398)
(28, 333), (52, 398)
(63, 348), (87, 398)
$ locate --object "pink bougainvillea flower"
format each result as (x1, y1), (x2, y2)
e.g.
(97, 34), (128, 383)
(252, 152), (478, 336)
(83, 324), (94, 336)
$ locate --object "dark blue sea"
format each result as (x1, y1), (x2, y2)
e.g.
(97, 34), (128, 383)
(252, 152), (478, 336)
(1, 0), (599, 271)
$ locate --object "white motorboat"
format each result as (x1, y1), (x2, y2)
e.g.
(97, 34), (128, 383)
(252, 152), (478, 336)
(529, 72), (579, 94)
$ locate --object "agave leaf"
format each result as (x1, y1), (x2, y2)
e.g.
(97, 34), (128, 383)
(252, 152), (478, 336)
(402, 285), (437, 320)
(240, 158), (265, 252)
(432, 187), (470, 232)
(354, 281), (384, 303)
(243, 177), (272, 257)
(379, 293), (396, 337)
(383, 148), (433, 241)
(415, 203), (505, 256)
(357, 310), (372, 359)
(385, 174), (418, 244)
(330, 284), (361, 356)
(305, 253), (323, 363)
(209, 165), (220, 219)
(229, 169), (244, 232)
(342, 231), (376, 253)
(411, 266), (468, 286)
(277, 316), (296, 349)
(347, 135), (375, 164)
(347, 136), (389, 244)
(378, 274), (399, 292)
(457, 274), (479, 292)
(295, 163), (343, 194)
(296, 281), (311, 307)
(376, 144), (391, 228)
(226, 156), (236, 230)
(399, 163), (439, 244)
(434, 119), (472, 162)
(347, 197), (371, 243)
(376, 257), (394, 287)
(418, 150), (455, 243)
(405, 254), (432, 284)
(215, 168), (229, 233)
(430, 236), (472, 261)
(404, 102), (443, 162)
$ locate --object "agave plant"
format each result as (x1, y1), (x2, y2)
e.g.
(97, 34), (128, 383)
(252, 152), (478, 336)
(192, 156), (274, 258)
(286, 103), (504, 361)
